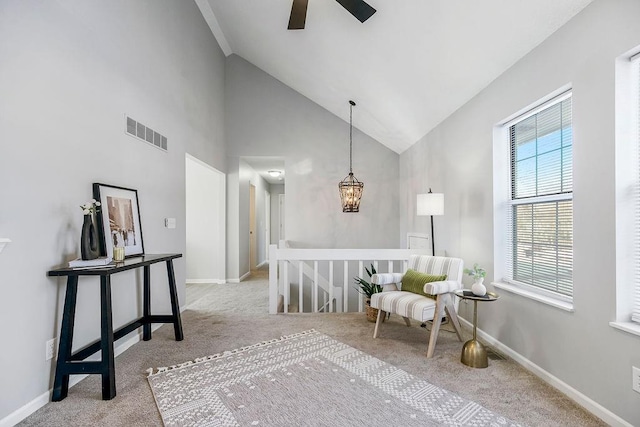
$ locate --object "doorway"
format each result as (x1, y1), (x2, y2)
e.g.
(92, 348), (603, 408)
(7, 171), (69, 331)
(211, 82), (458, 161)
(249, 184), (257, 270)
(265, 190), (271, 259)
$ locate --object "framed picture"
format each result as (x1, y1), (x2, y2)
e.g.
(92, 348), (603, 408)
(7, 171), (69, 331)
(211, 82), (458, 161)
(93, 183), (145, 258)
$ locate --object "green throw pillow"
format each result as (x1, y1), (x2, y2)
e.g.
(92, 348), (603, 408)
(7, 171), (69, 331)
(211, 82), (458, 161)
(401, 269), (447, 299)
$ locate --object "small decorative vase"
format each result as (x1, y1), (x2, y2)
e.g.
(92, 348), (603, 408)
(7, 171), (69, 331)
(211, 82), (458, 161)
(80, 215), (100, 260)
(471, 277), (486, 296)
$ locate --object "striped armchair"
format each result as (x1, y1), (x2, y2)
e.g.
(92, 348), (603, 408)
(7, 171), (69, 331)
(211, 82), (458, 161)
(370, 255), (464, 358)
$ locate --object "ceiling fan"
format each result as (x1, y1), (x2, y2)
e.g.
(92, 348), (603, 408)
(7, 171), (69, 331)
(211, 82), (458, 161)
(288, 0), (376, 30)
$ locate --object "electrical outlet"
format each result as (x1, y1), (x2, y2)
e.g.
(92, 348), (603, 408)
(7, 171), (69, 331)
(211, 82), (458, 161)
(46, 338), (56, 361)
(633, 366), (640, 394)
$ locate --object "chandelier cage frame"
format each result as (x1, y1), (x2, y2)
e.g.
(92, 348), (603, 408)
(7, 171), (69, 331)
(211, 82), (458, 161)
(338, 100), (364, 213)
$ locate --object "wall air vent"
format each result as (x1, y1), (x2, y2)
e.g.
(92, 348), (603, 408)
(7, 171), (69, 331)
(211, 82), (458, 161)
(125, 116), (168, 151)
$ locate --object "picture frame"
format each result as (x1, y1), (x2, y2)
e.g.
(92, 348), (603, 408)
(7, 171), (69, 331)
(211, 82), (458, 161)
(93, 183), (145, 258)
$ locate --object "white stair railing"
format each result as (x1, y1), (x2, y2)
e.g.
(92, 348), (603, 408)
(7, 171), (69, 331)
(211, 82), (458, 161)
(277, 241), (341, 313)
(268, 244), (430, 314)
(293, 258), (342, 312)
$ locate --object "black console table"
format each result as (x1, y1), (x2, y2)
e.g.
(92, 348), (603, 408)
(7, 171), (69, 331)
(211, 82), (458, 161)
(47, 253), (184, 401)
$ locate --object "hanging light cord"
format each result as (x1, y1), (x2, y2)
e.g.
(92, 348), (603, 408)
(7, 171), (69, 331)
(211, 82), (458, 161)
(349, 100), (355, 174)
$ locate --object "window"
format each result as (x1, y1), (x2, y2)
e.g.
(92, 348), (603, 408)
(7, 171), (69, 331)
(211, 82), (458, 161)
(503, 93), (573, 298)
(632, 55), (640, 324)
(613, 49), (640, 334)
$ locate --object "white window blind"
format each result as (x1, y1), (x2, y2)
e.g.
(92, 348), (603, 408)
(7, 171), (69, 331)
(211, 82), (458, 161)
(633, 58), (640, 324)
(505, 95), (573, 297)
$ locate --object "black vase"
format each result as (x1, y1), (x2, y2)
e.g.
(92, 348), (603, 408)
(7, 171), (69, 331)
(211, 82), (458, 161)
(80, 215), (100, 260)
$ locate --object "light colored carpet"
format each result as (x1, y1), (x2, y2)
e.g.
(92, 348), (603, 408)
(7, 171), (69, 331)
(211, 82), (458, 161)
(18, 269), (606, 426)
(148, 329), (521, 426)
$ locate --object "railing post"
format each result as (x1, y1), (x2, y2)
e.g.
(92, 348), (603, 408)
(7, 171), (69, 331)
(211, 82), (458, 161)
(313, 261), (319, 313)
(269, 244), (278, 314)
(329, 261), (334, 313)
(358, 261), (364, 312)
(298, 260), (304, 314)
(343, 260), (349, 312)
(283, 260), (289, 313)
(282, 262), (292, 313)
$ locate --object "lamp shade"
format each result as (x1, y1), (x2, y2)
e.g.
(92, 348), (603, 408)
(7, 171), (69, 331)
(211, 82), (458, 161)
(417, 193), (444, 216)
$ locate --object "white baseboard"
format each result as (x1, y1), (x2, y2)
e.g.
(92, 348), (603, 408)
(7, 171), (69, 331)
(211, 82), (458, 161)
(457, 318), (632, 427)
(256, 260), (268, 268)
(186, 278), (226, 284)
(227, 271), (251, 283)
(0, 324), (163, 427)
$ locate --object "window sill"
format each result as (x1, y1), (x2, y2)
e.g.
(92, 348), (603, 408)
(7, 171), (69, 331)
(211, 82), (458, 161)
(492, 281), (574, 312)
(609, 321), (640, 338)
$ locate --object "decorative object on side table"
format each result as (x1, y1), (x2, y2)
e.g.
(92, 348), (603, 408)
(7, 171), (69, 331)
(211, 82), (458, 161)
(113, 246), (125, 262)
(93, 183), (145, 259)
(80, 199), (101, 260)
(355, 263), (381, 322)
(464, 263), (487, 296)
(68, 256), (112, 268)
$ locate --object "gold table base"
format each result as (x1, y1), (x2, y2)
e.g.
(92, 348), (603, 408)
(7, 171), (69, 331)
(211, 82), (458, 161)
(461, 339), (488, 368)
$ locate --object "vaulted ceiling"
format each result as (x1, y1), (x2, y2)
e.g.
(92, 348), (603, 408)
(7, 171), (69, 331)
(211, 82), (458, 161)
(197, 0), (593, 154)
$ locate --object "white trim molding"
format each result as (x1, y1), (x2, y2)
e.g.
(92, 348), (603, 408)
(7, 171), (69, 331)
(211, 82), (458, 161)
(186, 279), (226, 285)
(0, 238), (10, 254)
(492, 281), (574, 312)
(227, 271), (251, 283)
(610, 321), (640, 338)
(458, 318), (632, 427)
(194, 0), (232, 56)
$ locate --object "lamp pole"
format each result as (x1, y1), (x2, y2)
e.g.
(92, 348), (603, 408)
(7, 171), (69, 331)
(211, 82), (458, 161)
(428, 188), (435, 256)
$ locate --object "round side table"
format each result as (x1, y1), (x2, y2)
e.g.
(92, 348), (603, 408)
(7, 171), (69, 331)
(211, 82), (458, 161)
(454, 290), (499, 368)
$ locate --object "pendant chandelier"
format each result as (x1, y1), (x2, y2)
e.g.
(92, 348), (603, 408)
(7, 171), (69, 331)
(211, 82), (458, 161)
(338, 100), (364, 213)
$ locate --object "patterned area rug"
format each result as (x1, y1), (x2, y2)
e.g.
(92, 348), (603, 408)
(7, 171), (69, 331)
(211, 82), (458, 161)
(147, 330), (521, 426)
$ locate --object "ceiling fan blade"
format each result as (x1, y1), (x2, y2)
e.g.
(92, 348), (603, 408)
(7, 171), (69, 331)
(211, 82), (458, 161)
(335, 0), (376, 23)
(288, 0), (308, 30)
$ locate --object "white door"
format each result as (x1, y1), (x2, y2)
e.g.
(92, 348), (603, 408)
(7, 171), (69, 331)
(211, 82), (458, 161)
(185, 154), (225, 283)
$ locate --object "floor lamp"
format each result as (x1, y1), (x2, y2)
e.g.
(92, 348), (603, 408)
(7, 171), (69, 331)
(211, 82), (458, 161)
(417, 189), (444, 256)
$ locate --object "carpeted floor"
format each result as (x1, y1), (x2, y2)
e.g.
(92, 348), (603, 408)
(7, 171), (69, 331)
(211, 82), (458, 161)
(19, 269), (606, 426)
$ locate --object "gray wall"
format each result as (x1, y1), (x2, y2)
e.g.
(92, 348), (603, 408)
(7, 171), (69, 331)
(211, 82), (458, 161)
(225, 55), (400, 252)
(0, 0), (226, 420)
(4, 0), (638, 424)
(400, 0), (640, 424)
